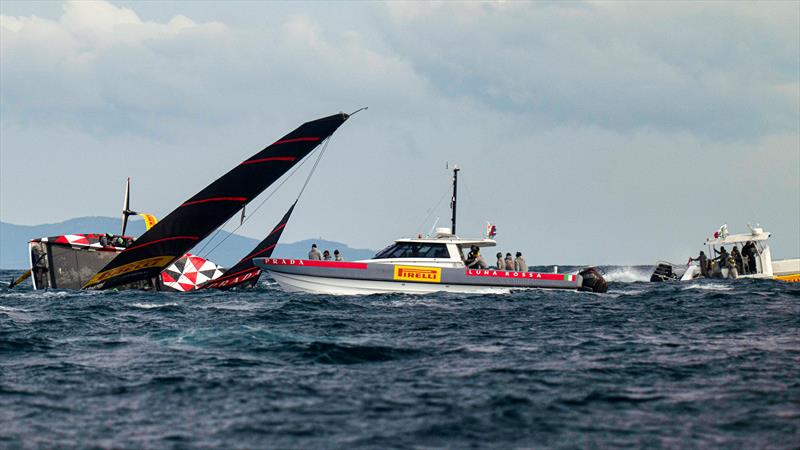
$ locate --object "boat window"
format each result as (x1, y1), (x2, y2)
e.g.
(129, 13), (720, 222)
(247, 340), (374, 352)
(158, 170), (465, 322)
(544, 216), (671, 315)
(373, 243), (449, 259)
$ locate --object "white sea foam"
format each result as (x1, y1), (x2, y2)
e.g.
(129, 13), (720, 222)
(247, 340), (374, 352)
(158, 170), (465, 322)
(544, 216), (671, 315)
(602, 266), (651, 283)
(681, 283), (733, 291)
(0, 305), (27, 312)
(131, 302), (179, 309)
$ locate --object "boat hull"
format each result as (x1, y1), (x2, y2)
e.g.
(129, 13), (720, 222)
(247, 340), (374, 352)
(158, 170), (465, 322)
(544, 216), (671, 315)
(255, 258), (594, 295)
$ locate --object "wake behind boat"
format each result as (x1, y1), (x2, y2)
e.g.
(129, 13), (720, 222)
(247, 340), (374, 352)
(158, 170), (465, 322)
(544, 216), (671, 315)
(256, 167), (608, 295)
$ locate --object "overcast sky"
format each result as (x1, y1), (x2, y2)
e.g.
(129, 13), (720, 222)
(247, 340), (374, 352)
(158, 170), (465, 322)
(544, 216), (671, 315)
(1, 1), (798, 264)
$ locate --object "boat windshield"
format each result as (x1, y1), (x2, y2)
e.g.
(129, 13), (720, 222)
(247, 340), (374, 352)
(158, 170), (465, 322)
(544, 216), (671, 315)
(373, 242), (449, 259)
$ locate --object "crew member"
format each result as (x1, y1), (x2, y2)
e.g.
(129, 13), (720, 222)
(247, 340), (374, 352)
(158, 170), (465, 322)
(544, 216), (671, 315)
(714, 246), (729, 268)
(99, 233), (112, 247)
(31, 245), (48, 288)
(743, 241), (758, 274)
(514, 252), (527, 272)
(730, 246), (744, 274)
(466, 246), (487, 269)
(334, 249), (343, 261)
(689, 251), (709, 278)
(496, 252), (504, 270)
(308, 244), (322, 260)
(504, 253), (514, 271)
(323, 250), (331, 261)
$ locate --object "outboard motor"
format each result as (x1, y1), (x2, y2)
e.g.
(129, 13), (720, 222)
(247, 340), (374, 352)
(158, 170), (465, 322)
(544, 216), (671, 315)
(650, 262), (679, 282)
(579, 267), (608, 293)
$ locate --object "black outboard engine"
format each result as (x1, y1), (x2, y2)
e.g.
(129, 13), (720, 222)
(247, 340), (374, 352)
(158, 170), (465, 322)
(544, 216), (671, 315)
(650, 261), (680, 282)
(579, 267), (608, 293)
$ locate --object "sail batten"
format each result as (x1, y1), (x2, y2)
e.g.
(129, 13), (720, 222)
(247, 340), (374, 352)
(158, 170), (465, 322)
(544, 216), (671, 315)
(83, 113), (348, 290)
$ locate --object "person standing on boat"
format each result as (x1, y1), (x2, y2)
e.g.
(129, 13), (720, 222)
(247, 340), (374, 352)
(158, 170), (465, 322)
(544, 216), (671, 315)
(334, 249), (343, 261)
(31, 245), (48, 288)
(730, 246), (744, 274)
(714, 246), (730, 268)
(689, 251), (709, 277)
(742, 241), (758, 274)
(308, 244), (322, 260)
(323, 250), (332, 261)
(514, 252), (527, 272)
(495, 252), (504, 270)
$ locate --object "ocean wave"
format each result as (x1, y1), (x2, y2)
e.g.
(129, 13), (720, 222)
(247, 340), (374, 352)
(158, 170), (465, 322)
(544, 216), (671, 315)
(296, 341), (422, 365)
(601, 266), (651, 283)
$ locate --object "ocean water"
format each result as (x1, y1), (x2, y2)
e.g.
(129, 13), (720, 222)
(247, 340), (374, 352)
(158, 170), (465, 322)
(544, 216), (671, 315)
(1, 267), (798, 449)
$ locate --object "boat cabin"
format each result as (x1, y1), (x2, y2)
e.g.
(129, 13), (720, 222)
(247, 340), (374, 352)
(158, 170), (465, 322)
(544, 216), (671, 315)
(360, 228), (496, 268)
(702, 227), (772, 277)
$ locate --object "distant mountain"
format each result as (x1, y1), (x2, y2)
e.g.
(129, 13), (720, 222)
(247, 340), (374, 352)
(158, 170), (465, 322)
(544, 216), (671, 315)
(0, 217), (376, 269)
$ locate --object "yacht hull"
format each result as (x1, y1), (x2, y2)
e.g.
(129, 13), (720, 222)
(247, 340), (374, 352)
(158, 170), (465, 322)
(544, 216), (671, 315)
(255, 258), (600, 295)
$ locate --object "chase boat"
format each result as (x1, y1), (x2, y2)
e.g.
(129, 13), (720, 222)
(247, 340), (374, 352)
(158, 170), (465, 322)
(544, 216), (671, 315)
(650, 224), (800, 283)
(255, 167), (608, 295)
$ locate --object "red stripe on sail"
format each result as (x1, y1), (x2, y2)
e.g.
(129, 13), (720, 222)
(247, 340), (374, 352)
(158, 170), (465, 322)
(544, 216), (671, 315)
(126, 236), (200, 252)
(181, 196), (247, 207)
(242, 244), (276, 262)
(240, 156), (296, 166)
(269, 223), (287, 235)
(273, 137), (320, 145)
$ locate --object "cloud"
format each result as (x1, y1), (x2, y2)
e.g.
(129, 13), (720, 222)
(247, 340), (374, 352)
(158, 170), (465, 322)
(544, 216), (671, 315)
(377, 1), (799, 138)
(1, 1), (797, 264)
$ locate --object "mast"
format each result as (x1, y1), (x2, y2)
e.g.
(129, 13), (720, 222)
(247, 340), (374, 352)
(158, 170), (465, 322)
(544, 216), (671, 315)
(450, 165), (459, 236)
(120, 177), (137, 236)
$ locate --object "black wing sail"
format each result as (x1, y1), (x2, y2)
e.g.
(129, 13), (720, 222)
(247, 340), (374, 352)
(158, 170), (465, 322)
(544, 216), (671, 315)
(199, 201), (296, 290)
(83, 113), (348, 290)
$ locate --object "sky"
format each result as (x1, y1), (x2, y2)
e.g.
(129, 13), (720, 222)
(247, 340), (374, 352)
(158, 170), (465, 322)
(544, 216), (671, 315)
(1, 1), (798, 264)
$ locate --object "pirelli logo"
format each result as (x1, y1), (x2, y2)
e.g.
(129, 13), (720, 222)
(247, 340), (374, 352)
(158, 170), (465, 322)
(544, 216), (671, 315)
(84, 255), (175, 288)
(394, 265), (441, 283)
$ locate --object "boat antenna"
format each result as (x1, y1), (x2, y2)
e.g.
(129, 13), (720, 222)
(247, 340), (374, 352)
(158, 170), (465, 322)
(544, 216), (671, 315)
(450, 164), (460, 236)
(121, 177), (138, 236)
(428, 217), (440, 237)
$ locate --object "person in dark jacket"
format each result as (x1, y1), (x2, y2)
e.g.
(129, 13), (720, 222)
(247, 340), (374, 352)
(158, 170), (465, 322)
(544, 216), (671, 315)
(466, 246), (487, 269)
(730, 246), (744, 274)
(714, 246), (729, 268)
(689, 251), (709, 277)
(334, 249), (343, 261)
(323, 250), (331, 261)
(31, 245), (48, 288)
(742, 241), (758, 274)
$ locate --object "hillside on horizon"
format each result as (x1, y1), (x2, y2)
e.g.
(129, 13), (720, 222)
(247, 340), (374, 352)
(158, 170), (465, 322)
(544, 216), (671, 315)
(0, 217), (377, 269)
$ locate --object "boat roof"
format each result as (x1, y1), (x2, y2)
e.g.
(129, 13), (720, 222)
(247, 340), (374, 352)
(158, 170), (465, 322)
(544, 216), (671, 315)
(395, 236), (497, 247)
(706, 230), (770, 246)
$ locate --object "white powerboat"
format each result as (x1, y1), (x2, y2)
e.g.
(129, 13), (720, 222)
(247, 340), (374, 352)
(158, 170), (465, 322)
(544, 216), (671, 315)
(255, 167), (608, 295)
(651, 224), (800, 282)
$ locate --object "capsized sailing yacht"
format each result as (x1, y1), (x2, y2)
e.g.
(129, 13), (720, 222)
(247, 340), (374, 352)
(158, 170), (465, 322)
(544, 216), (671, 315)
(20, 113), (350, 291)
(255, 167), (608, 295)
